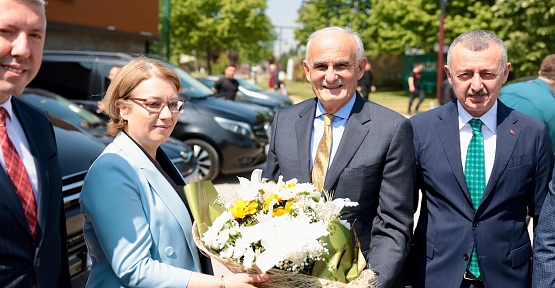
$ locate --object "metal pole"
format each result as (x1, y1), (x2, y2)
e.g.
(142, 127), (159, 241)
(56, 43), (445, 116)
(278, 26), (283, 71)
(436, 0), (445, 106)
(165, 0), (171, 61)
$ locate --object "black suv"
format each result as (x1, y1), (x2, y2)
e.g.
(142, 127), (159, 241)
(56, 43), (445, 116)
(29, 51), (271, 181)
(48, 115), (106, 281)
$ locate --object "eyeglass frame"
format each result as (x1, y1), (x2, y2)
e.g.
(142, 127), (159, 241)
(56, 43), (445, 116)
(127, 97), (185, 114)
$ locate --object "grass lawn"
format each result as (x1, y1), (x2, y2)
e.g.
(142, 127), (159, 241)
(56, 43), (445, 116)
(254, 73), (438, 116)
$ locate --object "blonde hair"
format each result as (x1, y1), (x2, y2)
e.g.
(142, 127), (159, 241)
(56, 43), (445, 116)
(104, 57), (182, 136)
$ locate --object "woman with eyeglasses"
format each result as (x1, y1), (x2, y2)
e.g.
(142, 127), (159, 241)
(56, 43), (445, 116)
(79, 57), (268, 287)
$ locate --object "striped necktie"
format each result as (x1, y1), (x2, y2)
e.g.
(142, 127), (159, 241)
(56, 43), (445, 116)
(0, 108), (37, 240)
(311, 114), (335, 192)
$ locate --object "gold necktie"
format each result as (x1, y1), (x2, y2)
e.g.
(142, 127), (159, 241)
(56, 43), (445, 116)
(312, 114), (335, 192)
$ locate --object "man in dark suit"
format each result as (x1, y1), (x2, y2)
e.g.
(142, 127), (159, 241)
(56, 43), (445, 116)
(409, 30), (554, 288)
(263, 26), (415, 288)
(0, 0), (71, 286)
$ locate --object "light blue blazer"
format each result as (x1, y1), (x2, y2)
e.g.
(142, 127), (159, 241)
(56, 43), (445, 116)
(80, 132), (201, 287)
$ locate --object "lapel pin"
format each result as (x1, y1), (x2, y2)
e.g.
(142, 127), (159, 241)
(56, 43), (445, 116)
(510, 129), (515, 135)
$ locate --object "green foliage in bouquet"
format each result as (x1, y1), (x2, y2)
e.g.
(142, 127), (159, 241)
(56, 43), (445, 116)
(183, 171), (367, 284)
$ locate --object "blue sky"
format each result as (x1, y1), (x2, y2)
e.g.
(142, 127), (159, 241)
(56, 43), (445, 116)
(266, 0), (303, 56)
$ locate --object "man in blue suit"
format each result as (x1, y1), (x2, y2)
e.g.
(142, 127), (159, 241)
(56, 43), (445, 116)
(0, 0), (71, 286)
(409, 30), (554, 288)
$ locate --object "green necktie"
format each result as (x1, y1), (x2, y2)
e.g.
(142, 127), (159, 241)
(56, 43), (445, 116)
(465, 118), (485, 278)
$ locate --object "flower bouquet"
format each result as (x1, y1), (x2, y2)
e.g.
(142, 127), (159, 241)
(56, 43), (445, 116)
(184, 169), (376, 288)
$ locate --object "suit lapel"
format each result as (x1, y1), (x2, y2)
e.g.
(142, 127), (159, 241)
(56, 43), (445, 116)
(325, 95), (370, 190)
(296, 99), (317, 183)
(434, 102), (472, 205)
(480, 103), (519, 207)
(113, 134), (201, 267)
(4, 98), (49, 241)
(0, 166), (31, 234)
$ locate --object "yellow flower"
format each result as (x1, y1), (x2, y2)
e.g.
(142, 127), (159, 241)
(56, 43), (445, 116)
(273, 201), (293, 216)
(246, 201), (258, 215)
(264, 194), (282, 211)
(285, 182), (297, 189)
(230, 200), (258, 219)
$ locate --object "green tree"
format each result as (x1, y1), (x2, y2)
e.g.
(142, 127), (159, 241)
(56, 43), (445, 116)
(493, 0), (555, 77)
(295, 0), (495, 58)
(295, 0), (366, 48)
(169, 0), (275, 74)
(358, 0), (495, 57)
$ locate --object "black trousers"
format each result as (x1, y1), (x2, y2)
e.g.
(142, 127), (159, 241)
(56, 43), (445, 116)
(408, 89), (425, 112)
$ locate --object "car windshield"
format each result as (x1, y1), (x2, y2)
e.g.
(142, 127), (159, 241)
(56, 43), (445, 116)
(154, 60), (215, 98)
(20, 92), (105, 129)
(236, 79), (264, 92)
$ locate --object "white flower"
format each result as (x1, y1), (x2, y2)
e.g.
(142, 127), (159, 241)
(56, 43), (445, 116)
(236, 168), (265, 201)
(254, 213), (329, 272)
(199, 170), (359, 275)
(201, 211), (233, 249)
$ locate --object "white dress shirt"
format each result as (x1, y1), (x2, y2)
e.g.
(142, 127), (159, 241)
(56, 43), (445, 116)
(458, 100), (497, 184)
(310, 94), (356, 170)
(0, 96), (39, 200)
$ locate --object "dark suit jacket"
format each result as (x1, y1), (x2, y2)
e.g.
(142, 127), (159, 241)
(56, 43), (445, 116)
(264, 94), (416, 288)
(0, 97), (70, 287)
(409, 100), (554, 288)
(533, 168), (555, 287)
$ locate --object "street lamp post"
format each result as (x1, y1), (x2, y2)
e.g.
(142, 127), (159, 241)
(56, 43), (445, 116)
(274, 25), (298, 71)
(436, 0), (447, 105)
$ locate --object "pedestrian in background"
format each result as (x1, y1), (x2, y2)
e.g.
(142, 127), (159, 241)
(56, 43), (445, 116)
(408, 63), (425, 114)
(80, 57), (268, 287)
(440, 77), (456, 105)
(499, 54), (555, 152)
(409, 30), (553, 288)
(269, 63), (280, 91)
(357, 63), (376, 100)
(264, 26), (415, 288)
(98, 64), (124, 115)
(0, 0), (71, 286)
(212, 64), (239, 101)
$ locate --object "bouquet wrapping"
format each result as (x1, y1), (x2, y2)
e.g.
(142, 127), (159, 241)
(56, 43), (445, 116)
(184, 169), (376, 288)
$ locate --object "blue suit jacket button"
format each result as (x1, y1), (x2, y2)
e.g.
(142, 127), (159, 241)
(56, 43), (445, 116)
(165, 247), (174, 257)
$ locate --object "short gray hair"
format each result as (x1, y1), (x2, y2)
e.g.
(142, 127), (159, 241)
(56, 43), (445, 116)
(305, 26), (365, 64)
(447, 30), (508, 70)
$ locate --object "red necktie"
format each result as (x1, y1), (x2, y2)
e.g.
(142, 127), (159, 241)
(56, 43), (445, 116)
(0, 107), (37, 240)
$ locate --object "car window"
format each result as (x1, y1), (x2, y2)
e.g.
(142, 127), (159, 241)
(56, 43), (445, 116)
(29, 61), (94, 101)
(20, 92), (104, 129)
(54, 94), (105, 127)
(20, 93), (86, 128)
(236, 79), (264, 92)
(154, 60), (215, 98)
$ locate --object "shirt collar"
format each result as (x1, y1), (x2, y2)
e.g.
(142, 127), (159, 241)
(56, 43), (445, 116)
(0, 96), (14, 122)
(457, 99), (497, 133)
(315, 93), (356, 119)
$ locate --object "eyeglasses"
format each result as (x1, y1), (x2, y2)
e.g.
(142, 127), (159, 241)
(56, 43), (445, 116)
(128, 98), (185, 113)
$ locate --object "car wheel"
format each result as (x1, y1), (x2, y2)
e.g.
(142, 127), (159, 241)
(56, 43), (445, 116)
(184, 139), (219, 181)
